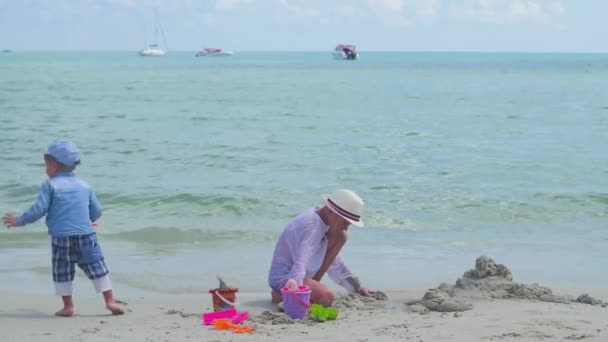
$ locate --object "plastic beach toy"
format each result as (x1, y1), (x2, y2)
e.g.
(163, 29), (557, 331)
(202, 308), (237, 325)
(201, 308), (250, 326)
(209, 288), (239, 312)
(281, 285), (311, 319)
(232, 311), (249, 324)
(213, 319), (254, 334)
(310, 304), (339, 322)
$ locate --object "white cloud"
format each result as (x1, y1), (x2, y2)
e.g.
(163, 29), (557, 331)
(450, 0), (565, 24)
(110, 0), (137, 8)
(367, 0), (406, 26)
(551, 0), (565, 16)
(215, 0), (253, 11)
(367, 0), (439, 26)
(278, 0), (320, 17)
(367, 0), (438, 15)
(368, 0), (405, 12)
(336, 5), (365, 17)
(416, 0), (439, 16)
(509, 0), (543, 19)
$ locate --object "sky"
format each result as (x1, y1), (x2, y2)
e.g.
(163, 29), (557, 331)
(0, 0), (606, 52)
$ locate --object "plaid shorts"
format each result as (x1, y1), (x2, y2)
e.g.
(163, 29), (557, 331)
(51, 233), (109, 282)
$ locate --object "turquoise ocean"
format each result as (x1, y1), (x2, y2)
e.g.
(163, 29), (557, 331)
(0, 52), (606, 297)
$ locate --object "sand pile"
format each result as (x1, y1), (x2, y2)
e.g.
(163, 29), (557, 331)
(332, 290), (388, 310)
(408, 256), (607, 312)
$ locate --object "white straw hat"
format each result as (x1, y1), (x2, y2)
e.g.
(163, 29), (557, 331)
(322, 189), (364, 227)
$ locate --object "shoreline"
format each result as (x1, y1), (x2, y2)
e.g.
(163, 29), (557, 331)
(0, 249), (605, 301)
(2, 233), (606, 297)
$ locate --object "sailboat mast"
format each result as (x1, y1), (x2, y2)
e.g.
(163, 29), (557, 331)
(143, 20), (150, 47)
(153, 9), (159, 46)
(156, 8), (168, 51)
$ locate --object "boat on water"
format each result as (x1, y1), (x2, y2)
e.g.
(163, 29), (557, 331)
(139, 44), (166, 56)
(139, 10), (168, 56)
(195, 48), (233, 57)
(333, 44), (358, 60)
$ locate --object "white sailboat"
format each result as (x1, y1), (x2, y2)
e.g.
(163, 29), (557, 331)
(139, 10), (168, 56)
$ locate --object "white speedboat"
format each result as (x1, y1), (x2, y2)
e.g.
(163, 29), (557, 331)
(333, 44), (358, 60)
(195, 48), (233, 57)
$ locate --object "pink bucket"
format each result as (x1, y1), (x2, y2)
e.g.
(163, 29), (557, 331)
(281, 285), (311, 319)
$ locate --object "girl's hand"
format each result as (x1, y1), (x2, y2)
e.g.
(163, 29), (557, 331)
(3, 214), (19, 228)
(359, 287), (376, 297)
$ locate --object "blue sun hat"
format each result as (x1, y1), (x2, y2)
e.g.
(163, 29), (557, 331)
(46, 140), (81, 167)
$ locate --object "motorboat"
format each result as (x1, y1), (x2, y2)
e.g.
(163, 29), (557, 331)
(195, 48), (233, 57)
(333, 44), (358, 60)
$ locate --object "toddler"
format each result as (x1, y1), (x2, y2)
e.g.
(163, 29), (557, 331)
(3, 140), (124, 317)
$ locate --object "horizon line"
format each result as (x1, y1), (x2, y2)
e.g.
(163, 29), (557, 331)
(3, 49), (608, 54)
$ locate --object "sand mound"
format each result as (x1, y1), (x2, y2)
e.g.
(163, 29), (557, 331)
(332, 291), (388, 310)
(408, 256), (607, 312)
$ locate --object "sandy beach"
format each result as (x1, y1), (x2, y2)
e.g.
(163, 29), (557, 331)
(1, 257), (606, 342)
(0, 289), (605, 342)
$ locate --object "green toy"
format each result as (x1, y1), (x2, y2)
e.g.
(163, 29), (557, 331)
(310, 304), (339, 322)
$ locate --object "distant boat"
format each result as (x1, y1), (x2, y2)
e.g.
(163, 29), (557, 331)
(139, 9), (167, 56)
(333, 44), (358, 60)
(139, 44), (166, 56)
(195, 48), (233, 57)
(1, 49), (11, 53)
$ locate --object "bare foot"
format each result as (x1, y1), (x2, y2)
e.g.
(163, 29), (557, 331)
(106, 302), (124, 315)
(55, 307), (74, 317)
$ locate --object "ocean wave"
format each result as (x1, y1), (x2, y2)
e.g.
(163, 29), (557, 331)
(0, 184), (43, 203)
(105, 226), (277, 245)
(0, 227), (277, 248)
(98, 192), (264, 217)
(0, 231), (47, 247)
(588, 193), (608, 205)
(365, 190), (608, 232)
(533, 192), (608, 212)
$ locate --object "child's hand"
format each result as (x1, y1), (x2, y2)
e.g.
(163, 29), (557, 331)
(3, 214), (19, 228)
(359, 287), (376, 297)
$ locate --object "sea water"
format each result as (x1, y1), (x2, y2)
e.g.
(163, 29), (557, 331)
(0, 51), (606, 296)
